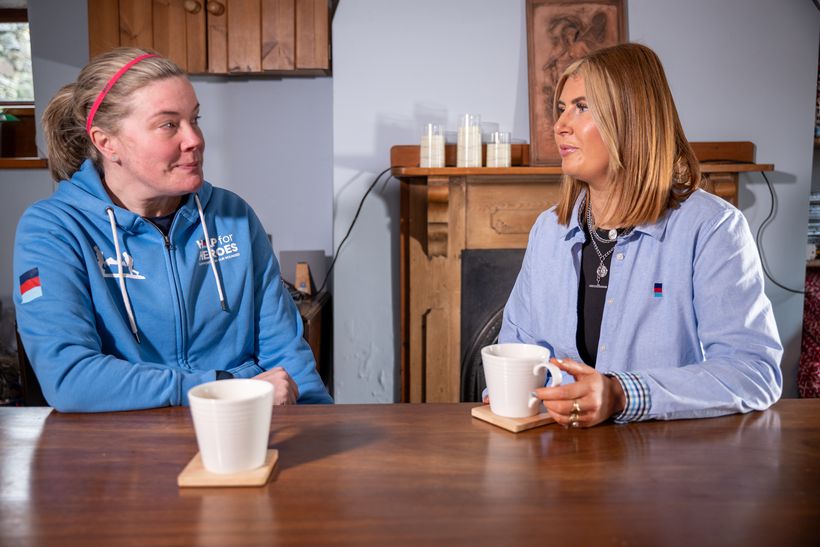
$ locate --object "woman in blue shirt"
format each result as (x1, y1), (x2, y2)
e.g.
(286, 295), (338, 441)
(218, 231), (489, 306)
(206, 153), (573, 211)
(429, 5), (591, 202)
(499, 43), (782, 427)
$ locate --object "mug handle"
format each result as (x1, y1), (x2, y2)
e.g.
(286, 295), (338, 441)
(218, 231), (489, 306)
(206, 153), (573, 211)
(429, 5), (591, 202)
(528, 361), (562, 410)
(534, 361), (563, 385)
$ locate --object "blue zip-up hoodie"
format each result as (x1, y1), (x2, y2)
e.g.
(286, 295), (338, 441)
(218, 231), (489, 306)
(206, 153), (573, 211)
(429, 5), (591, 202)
(13, 160), (332, 411)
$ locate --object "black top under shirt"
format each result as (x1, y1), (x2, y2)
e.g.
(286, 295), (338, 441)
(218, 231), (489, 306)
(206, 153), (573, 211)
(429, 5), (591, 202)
(576, 219), (619, 368)
(145, 211), (176, 236)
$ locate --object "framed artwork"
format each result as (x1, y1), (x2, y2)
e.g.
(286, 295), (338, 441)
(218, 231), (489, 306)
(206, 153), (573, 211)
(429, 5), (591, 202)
(526, 0), (627, 165)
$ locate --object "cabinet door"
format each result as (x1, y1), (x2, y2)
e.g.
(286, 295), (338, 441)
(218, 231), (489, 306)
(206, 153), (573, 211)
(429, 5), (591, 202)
(295, 0), (329, 70)
(118, 0), (153, 50)
(88, 0), (207, 73)
(262, 0), (295, 70)
(88, 0), (329, 74)
(154, 0), (207, 73)
(88, 0), (120, 58)
(227, 0), (262, 72)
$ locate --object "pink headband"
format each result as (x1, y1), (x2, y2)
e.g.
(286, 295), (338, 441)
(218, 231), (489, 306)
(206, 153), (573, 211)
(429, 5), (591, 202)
(85, 54), (159, 134)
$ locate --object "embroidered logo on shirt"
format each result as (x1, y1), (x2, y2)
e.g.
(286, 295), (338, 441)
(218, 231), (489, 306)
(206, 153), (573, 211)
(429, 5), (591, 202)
(196, 233), (241, 265)
(654, 283), (663, 298)
(20, 267), (43, 303)
(94, 246), (146, 279)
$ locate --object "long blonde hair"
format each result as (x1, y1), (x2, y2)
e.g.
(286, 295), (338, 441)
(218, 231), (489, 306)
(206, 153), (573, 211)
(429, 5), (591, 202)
(553, 43), (700, 226)
(41, 47), (184, 181)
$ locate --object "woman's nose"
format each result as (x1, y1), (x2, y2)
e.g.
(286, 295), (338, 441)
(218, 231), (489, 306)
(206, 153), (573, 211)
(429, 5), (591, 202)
(182, 124), (204, 150)
(554, 111), (570, 136)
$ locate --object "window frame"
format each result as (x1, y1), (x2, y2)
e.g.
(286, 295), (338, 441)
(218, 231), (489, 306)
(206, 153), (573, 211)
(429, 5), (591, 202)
(0, 8), (34, 108)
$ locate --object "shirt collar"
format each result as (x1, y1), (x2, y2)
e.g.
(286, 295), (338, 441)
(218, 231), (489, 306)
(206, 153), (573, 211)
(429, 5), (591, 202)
(561, 189), (671, 242)
(562, 191), (587, 243)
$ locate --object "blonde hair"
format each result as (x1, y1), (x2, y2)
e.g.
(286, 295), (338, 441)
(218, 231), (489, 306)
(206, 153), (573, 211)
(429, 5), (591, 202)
(553, 43), (700, 226)
(41, 47), (185, 182)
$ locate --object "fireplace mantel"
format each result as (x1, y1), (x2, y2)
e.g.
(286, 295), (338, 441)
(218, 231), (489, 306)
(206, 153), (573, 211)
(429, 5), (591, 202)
(392, 142), (773, 403)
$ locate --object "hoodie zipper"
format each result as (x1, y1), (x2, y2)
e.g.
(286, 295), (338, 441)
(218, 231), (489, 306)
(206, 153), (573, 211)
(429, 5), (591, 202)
(147, 219), (191, 370)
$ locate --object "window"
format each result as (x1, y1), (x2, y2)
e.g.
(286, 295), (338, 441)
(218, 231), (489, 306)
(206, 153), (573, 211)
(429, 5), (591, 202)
(0, 7), (37, 159)
(0, 8), (33, 103)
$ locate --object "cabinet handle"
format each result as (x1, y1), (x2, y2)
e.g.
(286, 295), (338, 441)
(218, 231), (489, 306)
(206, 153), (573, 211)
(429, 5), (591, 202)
(206, 1), (225, 16)
(183, 0), (201, 13)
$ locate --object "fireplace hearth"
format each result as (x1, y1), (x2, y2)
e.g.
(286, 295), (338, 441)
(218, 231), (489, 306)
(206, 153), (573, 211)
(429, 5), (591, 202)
(460, 249), (525, 402)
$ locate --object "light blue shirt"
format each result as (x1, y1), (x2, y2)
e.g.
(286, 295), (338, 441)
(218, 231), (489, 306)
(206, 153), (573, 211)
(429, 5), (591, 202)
(499, 189), (783, 421)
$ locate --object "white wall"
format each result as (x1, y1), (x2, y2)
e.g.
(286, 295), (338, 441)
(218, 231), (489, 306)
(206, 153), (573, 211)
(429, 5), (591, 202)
(190, 76), (333, 256)
(331, 0), (820, 401)
(331, 0), (531, 402)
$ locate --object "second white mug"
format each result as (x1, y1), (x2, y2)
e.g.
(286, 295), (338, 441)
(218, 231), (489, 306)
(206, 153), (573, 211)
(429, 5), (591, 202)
(481, 343), (563, 418)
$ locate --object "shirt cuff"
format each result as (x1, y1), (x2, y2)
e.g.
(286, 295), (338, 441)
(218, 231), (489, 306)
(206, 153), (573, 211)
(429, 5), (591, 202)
(606, 371), (650, 423)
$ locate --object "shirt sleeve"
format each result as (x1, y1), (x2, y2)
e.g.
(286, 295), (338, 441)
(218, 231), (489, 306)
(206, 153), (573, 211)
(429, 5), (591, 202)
(606, 371), (650, 423)
(639, 207), (783, 420)
(248, 209), (333, 404)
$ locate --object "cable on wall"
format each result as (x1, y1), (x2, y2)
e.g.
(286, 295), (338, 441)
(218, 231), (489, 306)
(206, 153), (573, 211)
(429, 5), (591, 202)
(755, 170), (805, 295)
(315, 167), (393, 295)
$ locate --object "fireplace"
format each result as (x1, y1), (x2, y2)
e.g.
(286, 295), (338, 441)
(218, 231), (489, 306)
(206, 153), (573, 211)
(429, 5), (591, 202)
(460, 249), (525, 402)
(392, 142), (760, 403)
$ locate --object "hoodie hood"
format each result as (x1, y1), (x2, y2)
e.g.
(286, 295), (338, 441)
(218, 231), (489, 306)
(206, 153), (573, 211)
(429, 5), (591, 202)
(54, 159), (214, 233)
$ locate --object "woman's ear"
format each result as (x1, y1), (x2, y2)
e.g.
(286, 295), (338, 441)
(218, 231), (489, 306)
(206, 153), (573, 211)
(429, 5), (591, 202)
(88, 127), (119, 163)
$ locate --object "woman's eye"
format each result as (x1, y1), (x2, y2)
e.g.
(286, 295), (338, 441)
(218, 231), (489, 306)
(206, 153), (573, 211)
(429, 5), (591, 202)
(577, 102), (589, 113)
(160, 121), (178, 129)
(192, 115), (201, 126)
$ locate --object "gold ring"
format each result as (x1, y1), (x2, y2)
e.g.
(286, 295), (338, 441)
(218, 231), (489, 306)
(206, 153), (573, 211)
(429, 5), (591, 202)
(572, 400), (581, 414)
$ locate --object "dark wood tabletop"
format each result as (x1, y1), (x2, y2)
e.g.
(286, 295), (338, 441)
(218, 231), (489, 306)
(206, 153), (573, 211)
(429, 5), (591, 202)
(2, 401), (818, 546)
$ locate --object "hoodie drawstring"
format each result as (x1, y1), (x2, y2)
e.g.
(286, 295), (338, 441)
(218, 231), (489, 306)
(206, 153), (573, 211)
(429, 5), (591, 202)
(105, 207), (141, 343)
(194, 194), (228, 311)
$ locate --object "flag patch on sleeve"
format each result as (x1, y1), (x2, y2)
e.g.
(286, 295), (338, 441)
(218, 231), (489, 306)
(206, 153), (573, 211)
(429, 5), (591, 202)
(653, 283), (663, 298)
(19, 267), (43, 303)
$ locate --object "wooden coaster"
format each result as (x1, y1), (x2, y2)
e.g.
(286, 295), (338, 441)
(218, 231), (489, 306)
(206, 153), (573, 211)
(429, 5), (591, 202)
(177, 449), (279, 488)
(471, 405), (555, 433)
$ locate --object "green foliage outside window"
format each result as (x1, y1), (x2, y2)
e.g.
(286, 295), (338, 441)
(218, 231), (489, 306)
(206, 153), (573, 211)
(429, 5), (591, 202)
(0, 22), (34, 102)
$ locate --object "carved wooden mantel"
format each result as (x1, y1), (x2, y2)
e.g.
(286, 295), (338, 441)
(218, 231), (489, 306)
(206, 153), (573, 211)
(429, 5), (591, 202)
(392, 142), (774, 403)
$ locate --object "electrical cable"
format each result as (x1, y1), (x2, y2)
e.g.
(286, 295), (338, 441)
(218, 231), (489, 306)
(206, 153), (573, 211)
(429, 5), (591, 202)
(755, 170), (805, 294)
(315, 167), (393, 295)
(306, 164), (804, 297)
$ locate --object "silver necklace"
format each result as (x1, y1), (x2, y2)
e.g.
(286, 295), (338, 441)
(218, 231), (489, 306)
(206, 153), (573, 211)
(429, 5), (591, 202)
(586, 204), (616, 287)
(591, 223), (618, 244)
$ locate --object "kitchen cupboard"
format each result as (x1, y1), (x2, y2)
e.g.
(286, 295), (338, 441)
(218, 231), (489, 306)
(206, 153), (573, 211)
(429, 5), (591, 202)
(87, 0), (331, 75)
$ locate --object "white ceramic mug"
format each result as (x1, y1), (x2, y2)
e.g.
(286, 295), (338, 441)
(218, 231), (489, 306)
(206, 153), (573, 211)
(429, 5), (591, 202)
(188, 379), (274, 474)
(481, 343), (563, 418)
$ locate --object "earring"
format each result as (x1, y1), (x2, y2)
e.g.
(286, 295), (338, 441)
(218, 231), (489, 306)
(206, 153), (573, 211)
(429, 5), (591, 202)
(111, 154), (118, 162)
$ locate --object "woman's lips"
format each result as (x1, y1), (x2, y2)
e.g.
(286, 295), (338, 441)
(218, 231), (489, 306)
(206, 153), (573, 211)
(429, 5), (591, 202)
(558, 145), (578, 158)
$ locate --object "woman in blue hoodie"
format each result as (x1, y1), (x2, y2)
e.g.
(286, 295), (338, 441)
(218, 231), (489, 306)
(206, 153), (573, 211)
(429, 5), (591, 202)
(13, 48), (332, 411)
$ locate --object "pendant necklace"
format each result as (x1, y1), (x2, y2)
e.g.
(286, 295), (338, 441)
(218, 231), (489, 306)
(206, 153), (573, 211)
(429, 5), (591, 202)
(586, 203), (616, 288)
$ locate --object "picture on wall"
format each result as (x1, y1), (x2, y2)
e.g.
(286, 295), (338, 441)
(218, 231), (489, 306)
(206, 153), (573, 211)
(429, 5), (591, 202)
(526, 0), (627, 165)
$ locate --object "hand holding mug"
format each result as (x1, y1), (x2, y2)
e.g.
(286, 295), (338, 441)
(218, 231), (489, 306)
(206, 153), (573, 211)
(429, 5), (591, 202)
(533, 357), (627, 428)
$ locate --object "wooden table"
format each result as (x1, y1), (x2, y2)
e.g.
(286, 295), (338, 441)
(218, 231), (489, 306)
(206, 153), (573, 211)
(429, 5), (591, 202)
(2, 401), (818, 546)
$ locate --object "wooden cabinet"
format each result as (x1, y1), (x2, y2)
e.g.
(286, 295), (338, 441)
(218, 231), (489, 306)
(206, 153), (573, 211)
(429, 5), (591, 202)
(87, 0), (331, 75)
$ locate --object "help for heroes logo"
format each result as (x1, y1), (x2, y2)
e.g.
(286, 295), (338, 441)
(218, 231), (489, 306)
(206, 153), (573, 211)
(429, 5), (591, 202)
(196, 233), (241, 264)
